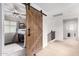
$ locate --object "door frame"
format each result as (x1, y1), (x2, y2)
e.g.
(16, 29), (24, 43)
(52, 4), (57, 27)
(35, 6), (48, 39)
(63, 17), (78, 40)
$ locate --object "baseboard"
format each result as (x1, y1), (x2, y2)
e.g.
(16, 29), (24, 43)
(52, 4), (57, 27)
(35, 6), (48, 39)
(5, 42), (15, 45)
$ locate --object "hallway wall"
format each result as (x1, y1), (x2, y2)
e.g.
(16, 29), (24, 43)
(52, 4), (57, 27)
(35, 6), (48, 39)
(62, 4), (79, 40)
(53, 16), (63, 41)
(50, 4), (79, 41)
(0, 3), (3, 56)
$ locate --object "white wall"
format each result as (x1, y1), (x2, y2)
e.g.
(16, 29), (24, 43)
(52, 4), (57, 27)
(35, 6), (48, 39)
(63, 18), (78, 40)
(49, 4), (79, 41)
(5, 33), (16, 44)
(43, 14), (53, 47)
(0, 3), (3, 56)
(62, 4), (79, 40)
(53, 16), (63, 41)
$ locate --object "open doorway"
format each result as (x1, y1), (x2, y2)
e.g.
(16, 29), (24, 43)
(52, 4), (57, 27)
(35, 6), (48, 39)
(3, 3), (26, 56)
(63, 18), (78, 40)
(17, 23), (26, 48)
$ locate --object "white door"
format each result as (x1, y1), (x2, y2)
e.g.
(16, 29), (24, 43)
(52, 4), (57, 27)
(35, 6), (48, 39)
(63, 18), (78, 40)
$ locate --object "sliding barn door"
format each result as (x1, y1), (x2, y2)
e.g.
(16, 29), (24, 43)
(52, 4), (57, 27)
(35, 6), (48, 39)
(26, 6), (43, 56)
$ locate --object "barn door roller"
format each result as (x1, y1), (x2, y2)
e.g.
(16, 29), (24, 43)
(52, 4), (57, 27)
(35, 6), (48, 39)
(23, 3), (47, 16)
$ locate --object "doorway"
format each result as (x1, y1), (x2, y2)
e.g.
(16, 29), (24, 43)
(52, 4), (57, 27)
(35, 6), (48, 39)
(3, 3), (26, 56)
(63, 18), (78, 40)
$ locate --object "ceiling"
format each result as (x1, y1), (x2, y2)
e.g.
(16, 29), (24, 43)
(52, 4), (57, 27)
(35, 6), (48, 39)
(4, 3), (26, 22)
(4, 3), (26, 14)
(4, 3), (79, 21)
(36, 3), (79, 14)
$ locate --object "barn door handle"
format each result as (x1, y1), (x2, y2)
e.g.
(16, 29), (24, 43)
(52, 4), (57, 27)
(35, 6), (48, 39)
(28, 28), (30, 36)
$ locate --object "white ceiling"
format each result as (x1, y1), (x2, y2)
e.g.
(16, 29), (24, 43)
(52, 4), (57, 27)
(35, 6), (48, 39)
(4, 3), (26, 14)
(3, 3), (26, 22)
(36, 3), (79, 14)
(4, 3), (79, 21)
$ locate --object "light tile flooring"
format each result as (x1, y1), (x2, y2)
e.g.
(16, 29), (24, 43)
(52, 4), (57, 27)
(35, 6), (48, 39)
(37, 39), (79, 56)
(2, 43), (25, 56)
